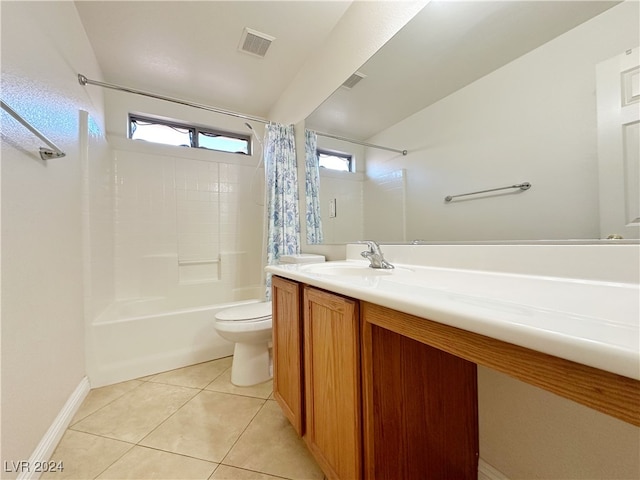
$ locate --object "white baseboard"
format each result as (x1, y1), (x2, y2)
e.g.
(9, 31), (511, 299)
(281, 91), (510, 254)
(479, 459), (510, 480)
(17, 377), (91, 480)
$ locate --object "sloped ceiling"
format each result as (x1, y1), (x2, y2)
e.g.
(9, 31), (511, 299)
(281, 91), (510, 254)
(75, 1), (353, 118)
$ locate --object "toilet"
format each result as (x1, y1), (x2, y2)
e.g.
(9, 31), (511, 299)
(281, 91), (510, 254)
(214, 254), (325, 386)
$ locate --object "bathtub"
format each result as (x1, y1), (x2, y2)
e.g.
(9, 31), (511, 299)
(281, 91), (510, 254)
(87, 297), (262, 388)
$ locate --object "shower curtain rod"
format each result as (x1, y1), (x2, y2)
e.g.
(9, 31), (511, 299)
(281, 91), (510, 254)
(314, 131), (407, 156)
(77, 74), (268, 124)
(77, 73), (408, 155)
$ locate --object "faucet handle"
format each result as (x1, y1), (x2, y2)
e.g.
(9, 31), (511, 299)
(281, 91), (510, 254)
(359, 240), (380, 254)
(358, 240), (394, 269)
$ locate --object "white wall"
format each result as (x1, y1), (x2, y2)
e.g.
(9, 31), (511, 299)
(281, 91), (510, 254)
(0, 1), (106, 474)
(366, 1), (639, 242)
(478, 366), (639, 479)
(105, 90), (265, 304)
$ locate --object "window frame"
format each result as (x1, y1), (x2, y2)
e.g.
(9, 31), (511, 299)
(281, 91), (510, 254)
(128, 114), (252, 155)
(316, 148), (354, 173)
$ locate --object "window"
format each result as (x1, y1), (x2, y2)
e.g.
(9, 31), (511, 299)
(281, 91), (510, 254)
(129, 115), (251, 155)
(317, 149), (353, 172)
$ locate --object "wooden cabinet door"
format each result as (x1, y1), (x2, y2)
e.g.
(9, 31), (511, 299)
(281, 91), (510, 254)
(303, 287), (361, 480)
(361, 302), (478, 480)
(272, 276), (304, 435)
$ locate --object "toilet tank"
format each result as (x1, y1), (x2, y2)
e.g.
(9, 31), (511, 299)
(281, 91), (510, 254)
(279, 254), (325, 264)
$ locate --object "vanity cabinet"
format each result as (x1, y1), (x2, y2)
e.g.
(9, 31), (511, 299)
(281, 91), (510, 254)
(272, 276), (304, 435)
(272, 276), (479, 480)
(303, 286), (361, 480)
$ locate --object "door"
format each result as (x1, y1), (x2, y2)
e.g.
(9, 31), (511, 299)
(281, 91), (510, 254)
(303, 286), (361, 480)
(596, 47), (640, 239)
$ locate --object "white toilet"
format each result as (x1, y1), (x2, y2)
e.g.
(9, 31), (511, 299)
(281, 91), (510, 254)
(214, 254), (325, 386)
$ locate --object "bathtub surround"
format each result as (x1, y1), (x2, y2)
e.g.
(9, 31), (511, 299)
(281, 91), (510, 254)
(85, 140), (265, 386)
(105, 90), (266, 304)
(110, 149), (263, 298)
(81, 88), (268, 387)
(80, 111), (115, 327)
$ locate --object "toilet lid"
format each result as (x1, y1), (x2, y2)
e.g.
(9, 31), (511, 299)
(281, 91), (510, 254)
(215, 301), (272, 321)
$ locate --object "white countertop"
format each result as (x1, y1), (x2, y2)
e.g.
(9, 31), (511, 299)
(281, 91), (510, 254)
(266, 260), (640, 380)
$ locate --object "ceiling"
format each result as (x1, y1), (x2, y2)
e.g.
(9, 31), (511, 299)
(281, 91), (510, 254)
(75, 1), (353, 118)
(76, 1), (619, 141)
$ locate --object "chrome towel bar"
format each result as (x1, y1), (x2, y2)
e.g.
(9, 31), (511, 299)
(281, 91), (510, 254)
(445, 182), (531, 202)
(1, 100), (66, 160)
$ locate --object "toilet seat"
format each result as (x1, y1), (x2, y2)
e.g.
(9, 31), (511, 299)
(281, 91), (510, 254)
(215, 301), (272, 322)
(214, 301), (272, 335)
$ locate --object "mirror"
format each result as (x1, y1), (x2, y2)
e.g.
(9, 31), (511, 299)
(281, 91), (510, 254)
(304, 0), (639, 244)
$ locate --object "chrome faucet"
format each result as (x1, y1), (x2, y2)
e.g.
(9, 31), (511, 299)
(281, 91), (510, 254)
(360, 241), (394, 269)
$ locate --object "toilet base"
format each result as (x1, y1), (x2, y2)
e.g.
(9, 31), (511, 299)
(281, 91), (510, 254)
(230, 342), (272, 386)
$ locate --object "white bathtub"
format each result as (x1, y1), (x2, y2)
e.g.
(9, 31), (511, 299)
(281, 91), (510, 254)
(87, 297), (262, 387)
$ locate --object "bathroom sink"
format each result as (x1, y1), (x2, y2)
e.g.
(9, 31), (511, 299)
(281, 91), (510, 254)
(300, 262), (412, 277)
(267, 258), (640, 380)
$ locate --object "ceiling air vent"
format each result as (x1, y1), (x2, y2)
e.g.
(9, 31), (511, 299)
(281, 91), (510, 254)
(341, 71), (366, 89)
(239, 28), (275, 58)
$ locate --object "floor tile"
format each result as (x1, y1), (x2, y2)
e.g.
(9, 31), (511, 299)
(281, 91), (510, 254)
(71, 382), (198, 443)
(206, 368), (273, 399)
(148, 357), (232, 389)
(223, 400), (323, 480)
(210, 464), (289, 479)
(41, 430), (132, 480)
(140, 390), (265, 462)
(70, 380), (144, 425)
(96, 446), (216, 480)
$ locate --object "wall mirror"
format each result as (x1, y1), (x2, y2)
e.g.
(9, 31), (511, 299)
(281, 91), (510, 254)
(304, 0), (639, 244)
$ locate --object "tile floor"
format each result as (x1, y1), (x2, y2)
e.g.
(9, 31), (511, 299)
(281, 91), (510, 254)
(44, 357), (324, 480)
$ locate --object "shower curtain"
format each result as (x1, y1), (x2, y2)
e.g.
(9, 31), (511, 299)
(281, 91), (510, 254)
(305, 130), (323, 244)
(264, 123), (301, 298)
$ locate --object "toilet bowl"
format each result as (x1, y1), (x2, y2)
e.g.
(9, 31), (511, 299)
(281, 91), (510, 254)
(214, 253), (325, 387)
(215, 301), (273, 386)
